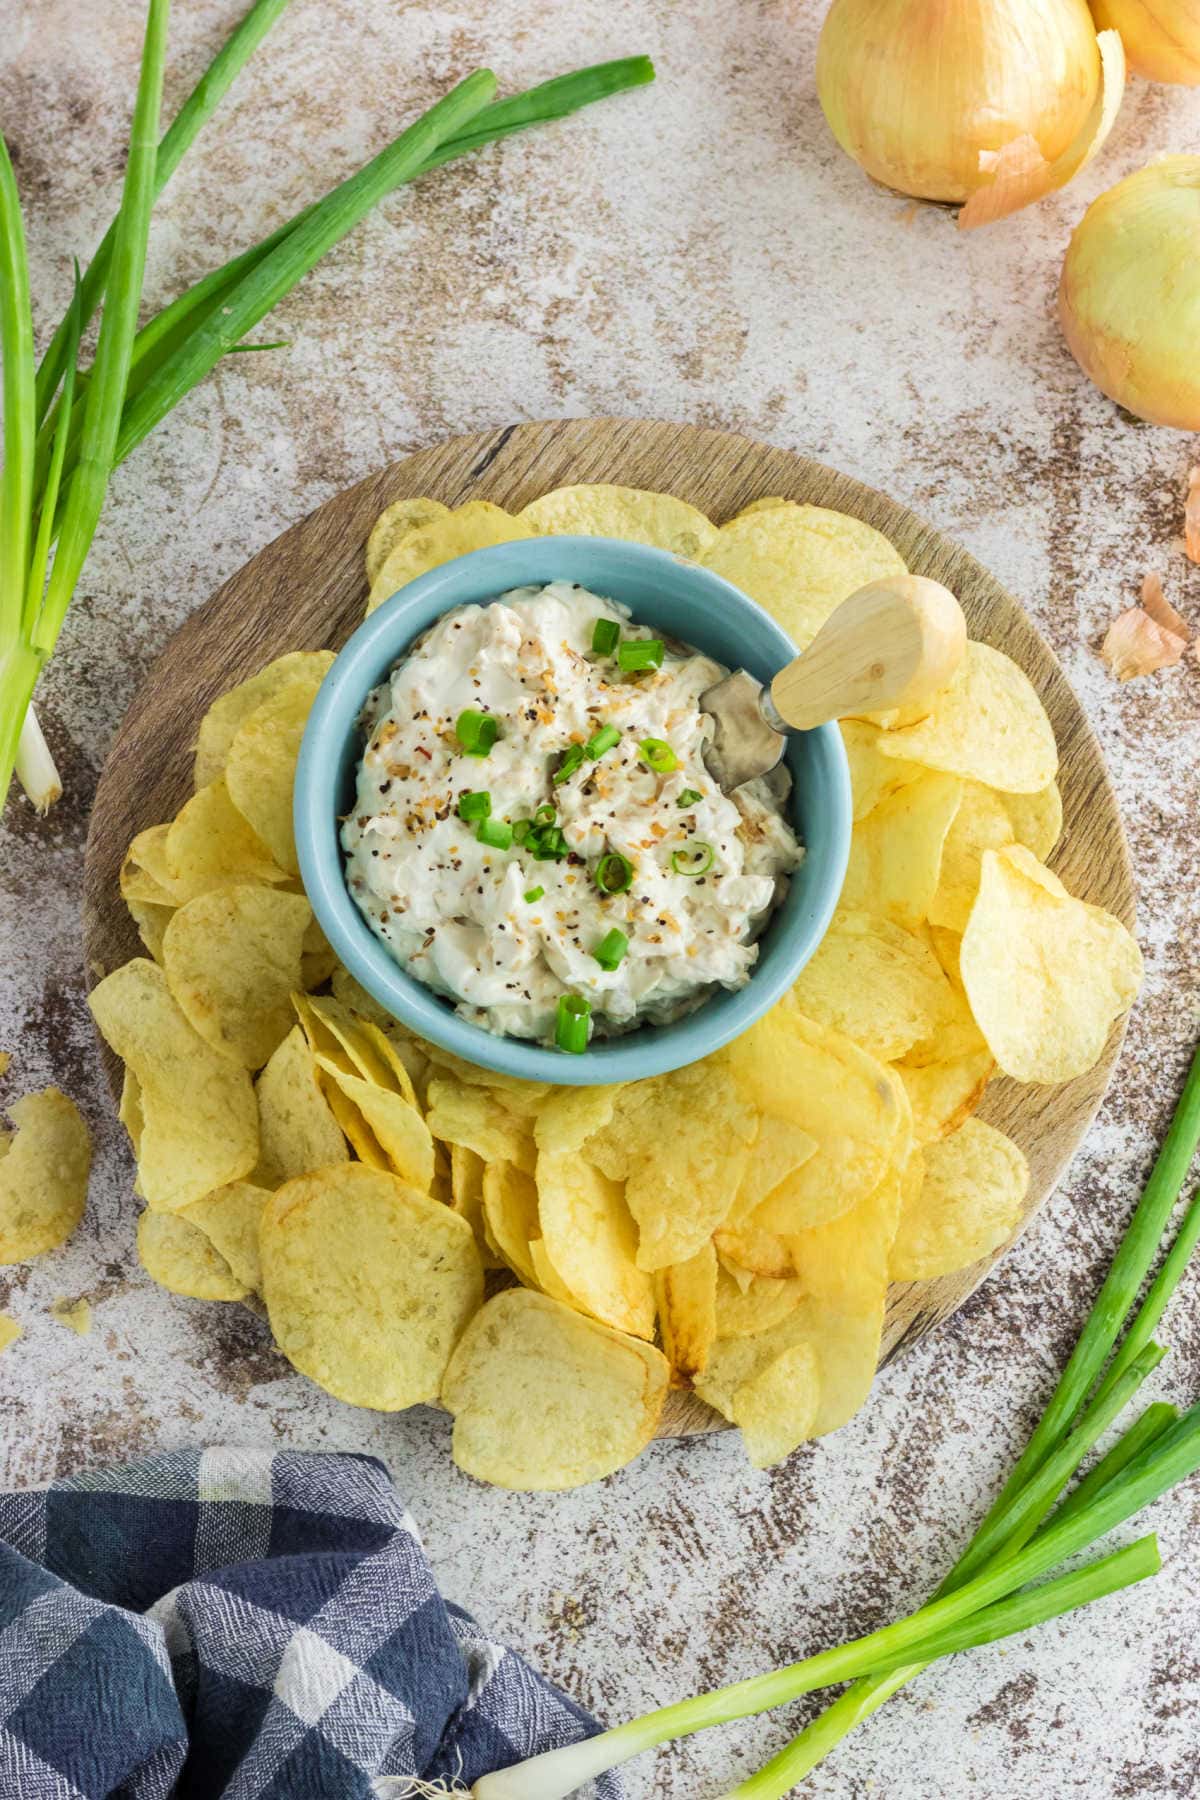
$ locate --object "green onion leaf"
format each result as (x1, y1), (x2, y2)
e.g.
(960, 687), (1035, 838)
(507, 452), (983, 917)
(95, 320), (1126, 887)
(676, 788), (702, 808)
(638, 736), (678, 773)
(595, 851), (634, 894)
(524, 886), (544, 903)
(476, 817), (513, 850)
(457, 789), (491, 821)
(512, 818), (532, 845)
(33, 0), (296, 425)
(552, 743), (586, 784)
(671, 841), (714, 877)
(533, 802), (557, 826)
(591, 617), (620, 655)
(585, 723), (620, 759)
(618, 637), (664, 672)
(555, 993), (591, 1054)
(594, 928), (628, 972)
(456, 707), (499, 756)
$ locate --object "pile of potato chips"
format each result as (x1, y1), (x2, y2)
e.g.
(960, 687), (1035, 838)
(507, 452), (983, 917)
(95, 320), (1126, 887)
(89, 482), (1143, 1489)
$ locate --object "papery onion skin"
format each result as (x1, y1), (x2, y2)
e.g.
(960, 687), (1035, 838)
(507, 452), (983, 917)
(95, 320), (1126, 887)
(1059, 157), (1200, 429)
(816, 0), (1102, 203)
(1090, 0), (1200, 83)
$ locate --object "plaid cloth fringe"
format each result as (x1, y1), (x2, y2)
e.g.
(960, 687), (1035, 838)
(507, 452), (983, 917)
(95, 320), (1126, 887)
(0, 1447), (623, 1799)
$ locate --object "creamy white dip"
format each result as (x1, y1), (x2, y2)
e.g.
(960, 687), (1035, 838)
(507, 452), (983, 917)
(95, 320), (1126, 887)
(342, 582), (802, 1047)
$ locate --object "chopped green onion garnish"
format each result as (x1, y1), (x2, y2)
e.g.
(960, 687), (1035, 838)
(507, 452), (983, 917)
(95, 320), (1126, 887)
(512, 818), (532, 845)
(476, 818), (513, 850)
(591, 617), (620, 655)
(618, 637), (664, 672)
(533, 802), (557, 826)
(457, 789), (490, 821)
(594, 927), (628, 971)
(638, 736), (679, 773)
(456, 708), (498, 756)
(524, 885), (544, 903)
(553, 743), (586, 784)
(676, 788), (702, 808)
(596, 851), (634, 893)
(555, 993), (591, 1054)
(586, 723), (620, 759)
(671, 841), (714, 877)
(531, 826), (569, 861)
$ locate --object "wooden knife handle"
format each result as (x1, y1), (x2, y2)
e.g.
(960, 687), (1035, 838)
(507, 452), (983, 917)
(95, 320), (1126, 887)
(768, 575), (966, 731)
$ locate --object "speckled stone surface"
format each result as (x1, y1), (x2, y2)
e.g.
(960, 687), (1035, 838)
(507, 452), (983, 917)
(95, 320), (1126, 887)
(2, 3), (1199, 1794)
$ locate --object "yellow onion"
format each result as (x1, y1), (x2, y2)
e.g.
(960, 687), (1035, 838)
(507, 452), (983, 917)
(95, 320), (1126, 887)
(1059, 156), (1200, 428)
(816, 0), (1125, 226)
(1090, 0), (1200, 83)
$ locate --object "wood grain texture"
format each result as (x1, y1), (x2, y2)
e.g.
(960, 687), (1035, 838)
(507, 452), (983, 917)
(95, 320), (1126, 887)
(82, 418), (1135, 1442)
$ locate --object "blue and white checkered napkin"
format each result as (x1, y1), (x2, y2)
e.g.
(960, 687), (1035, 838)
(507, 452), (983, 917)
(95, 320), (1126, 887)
(0, 1447), (624, 1799)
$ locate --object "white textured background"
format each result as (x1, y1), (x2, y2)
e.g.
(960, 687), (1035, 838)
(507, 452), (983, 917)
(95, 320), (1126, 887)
(2, 2), (1200, 1794)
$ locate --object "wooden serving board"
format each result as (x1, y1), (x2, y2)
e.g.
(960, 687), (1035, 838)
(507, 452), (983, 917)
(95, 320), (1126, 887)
(83, 418), (1135, 1440)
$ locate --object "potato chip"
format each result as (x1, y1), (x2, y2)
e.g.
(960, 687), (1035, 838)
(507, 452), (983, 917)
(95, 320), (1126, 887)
(367, 501), (533, 614)
(654, 1242), (717, 1382)
(300, 914), (338, 990)
(225, 673), (325, 876)
(700, 1284), (882, 1447)
(726, 1114), (818, 1228)
(533, 1085), (620, 1156)
(365, 497), (450, 584)
(700, 502), (907, 651)
(50, 1297), (92, 1335)
(448, 1144), (501, 1267)
(877, 641), (1058, 794)
(0, 1052), (8, 1079)
(928, 781), (1015, 935)
(786, 1165), (902, 1312)
(163, 884), (311, 1070)
(1001, 781), (1063, 860)
(421, 1038), (549, 1104)
(890, 1117), (1028, 1280)
(138, 1210), (247, 1301)
(322, 1080), (388, 1169)
(927, 924), (964, 989)
(181, 1181), (270, 1291)
(729, 496), (788, 519)
(790, 911), (959, 1062)
(193, 651), (335, 789)
(839, 720), (926, 822)
(585, 1056), (756, 1271)
(261, 1164), (482, 1409)
(254, 1025), (349, 1186)
(89, 960), (258, 1212)
(896, 1047), (994, 1143)
(519, 483), (717, 560)
(713, 1264), (804, 1337)
(481, 1160), (541, 1285)
(732, 1342), (822, 1469)
(0, 1089), (91, 1262)
(120, 824), (177, 905)
(730, 1007), (907, 1231)
(839, 773), (963, 931)
(960, 846), (1143, 1082)
(125, 895), (174, 965)
(0, 1315), (21, 1354)
(442, 1288), (669, 1490)
(165, 779), (287, 900)
(712, 1222), (796, 1281)
(537, 1150), (654, 1337)
(527, 1237), (577, 1304)
(426, 1076), (536, 1172)
(314, 1058), (434, 1191)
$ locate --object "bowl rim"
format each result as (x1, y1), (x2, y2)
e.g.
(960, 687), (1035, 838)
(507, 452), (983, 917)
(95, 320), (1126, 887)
(294, 536), (851, 1085)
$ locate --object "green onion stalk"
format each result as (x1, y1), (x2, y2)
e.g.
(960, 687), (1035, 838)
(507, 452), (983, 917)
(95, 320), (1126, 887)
(471, 1044), (1200, 1799)
(0, 0), (655, 815)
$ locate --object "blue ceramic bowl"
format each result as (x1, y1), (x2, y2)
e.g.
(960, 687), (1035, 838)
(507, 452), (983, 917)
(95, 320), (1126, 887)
(294, 537), (850, 1086)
